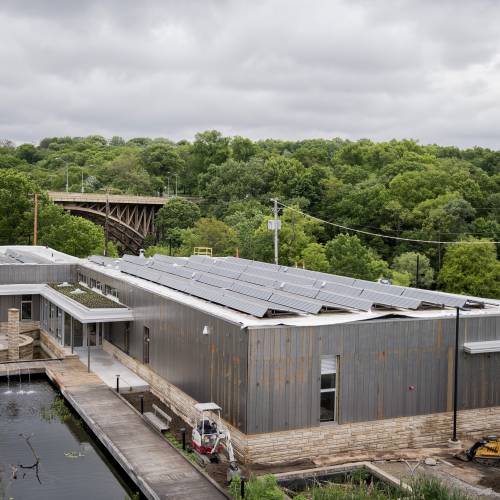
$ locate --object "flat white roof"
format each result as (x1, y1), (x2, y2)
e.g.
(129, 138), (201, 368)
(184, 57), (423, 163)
(0, 283), (134, 324)
(463, 340), (500, 354)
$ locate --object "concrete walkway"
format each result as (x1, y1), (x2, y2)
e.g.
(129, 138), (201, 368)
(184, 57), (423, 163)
(0, 358), (227, 499)
(74, 346), (149, 392)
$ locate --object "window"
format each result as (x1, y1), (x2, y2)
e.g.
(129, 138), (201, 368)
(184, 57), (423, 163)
(320, 356), (337, 422)
(143, 326), (150, 364)
(21, 295), (32, 320)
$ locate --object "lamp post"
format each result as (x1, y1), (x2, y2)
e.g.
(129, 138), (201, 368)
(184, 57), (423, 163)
(173, 173), (178, 196)
(451, 306), (461, 443)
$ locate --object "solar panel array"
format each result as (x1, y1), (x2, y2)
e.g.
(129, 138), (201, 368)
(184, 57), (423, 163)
(113, 253), (487, 318)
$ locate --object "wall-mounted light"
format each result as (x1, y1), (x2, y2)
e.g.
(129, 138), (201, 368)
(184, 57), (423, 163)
(202, 325), (210, 335)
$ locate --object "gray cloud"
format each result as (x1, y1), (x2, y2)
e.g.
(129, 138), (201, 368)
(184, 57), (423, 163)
(1, 0), (500, 147)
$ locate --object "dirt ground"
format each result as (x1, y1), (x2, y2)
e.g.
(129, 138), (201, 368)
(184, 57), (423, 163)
(123, 391), (500, 495)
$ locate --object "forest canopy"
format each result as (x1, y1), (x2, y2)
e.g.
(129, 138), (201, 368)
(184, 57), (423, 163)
(1, 133), (499, 297)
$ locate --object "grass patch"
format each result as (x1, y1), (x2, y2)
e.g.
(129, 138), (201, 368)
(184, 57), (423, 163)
(229, 472), (473, 500)
(49, 283), (126, 309)
(162, 431), (197, 463)
(40, 395), (72, 423)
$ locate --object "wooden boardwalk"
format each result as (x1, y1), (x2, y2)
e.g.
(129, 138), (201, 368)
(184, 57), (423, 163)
(0, 358), (227, 500)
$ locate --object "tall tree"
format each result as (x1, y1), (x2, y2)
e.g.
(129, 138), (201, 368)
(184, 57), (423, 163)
(325, 234), (389, 281)
(438, 241), (500, 298)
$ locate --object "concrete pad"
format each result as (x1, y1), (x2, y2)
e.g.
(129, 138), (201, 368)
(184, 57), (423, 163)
(74, 347), (149, 392)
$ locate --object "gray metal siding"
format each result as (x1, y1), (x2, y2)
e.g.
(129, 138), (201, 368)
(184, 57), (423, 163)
(246, 315), (500, 434)
(78, 266), (248, 432)
(0, 294), (40, 322)
(0, 264), (73, 284)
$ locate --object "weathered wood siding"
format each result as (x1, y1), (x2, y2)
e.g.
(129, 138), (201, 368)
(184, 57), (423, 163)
(246, 315), (500, 434)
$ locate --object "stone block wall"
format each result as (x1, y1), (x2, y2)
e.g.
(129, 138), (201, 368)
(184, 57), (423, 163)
(7, 308), (20, 360)
(103, 339), (500, 464)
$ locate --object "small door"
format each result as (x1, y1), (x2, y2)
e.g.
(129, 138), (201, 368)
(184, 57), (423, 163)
(143, 326), (150, 364)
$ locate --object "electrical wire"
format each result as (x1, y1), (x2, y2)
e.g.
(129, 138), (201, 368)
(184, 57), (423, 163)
(275, 201), (500, 245)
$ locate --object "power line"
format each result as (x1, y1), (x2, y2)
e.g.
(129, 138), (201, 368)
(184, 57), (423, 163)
(276, 201), (500, 245)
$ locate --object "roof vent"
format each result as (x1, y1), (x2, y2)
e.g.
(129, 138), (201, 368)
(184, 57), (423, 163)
(279, 282), (285, 289)
(320, 281), (326, 288)
(139, 249), (145, 258)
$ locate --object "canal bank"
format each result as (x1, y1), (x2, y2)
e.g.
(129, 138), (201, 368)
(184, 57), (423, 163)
(0, 358), (228, 499)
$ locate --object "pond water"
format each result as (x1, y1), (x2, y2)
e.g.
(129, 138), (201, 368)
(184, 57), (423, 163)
(0, 375), (137, 500)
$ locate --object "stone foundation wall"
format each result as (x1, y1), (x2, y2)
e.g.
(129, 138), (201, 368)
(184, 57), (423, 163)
(103, 339), (500, 464)
(0, 334), (33, 362)
(0, 320), (40, 335)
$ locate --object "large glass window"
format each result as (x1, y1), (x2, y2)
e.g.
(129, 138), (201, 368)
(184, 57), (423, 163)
(21, 295), (32, 320)
(320, 356), (337, 422)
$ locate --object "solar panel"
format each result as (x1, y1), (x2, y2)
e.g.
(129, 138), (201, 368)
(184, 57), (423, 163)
(269, 293), (323, 314)
(283, 267), (357, 286)
(353, 279), (406, 295)
(229, 282), (273, 301)
(205, 265), (242, 280)
(318, 281), (364, 297)
(195, 273), (232, 289)
(184, 260), (213, 273)
(121, 254), (151, 266)
(153, 254), (186, 265)
(316, 290), (373, 311)
(225, 256), (281, 271)
(360, 290), (421, 309)
(280, 282), (320, 299)
(239, 272), (277, 288)
(401, 288), (467, 308)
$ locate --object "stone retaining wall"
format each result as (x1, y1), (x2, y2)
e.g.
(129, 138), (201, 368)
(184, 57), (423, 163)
(103, 340), (500, 464)
(0, 334), (34, 362)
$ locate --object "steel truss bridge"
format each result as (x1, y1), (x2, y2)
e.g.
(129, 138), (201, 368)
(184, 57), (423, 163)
(49, 192), (198, 254)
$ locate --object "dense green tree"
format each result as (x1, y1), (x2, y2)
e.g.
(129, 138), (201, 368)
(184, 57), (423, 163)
(179, 218), (238, 256)
(325, 234), (389, 281)
(438, 241), (500, 298)
(301, 243), (329, 272)
(251, 208), (321, 266)
(0, 169), (39, 243)
(40, 209), (105, 258)
(192, 130), (230, 172)
(231, 136), (256, 162)
(391, 252), (434, 288)
(155, 198), (201, 247)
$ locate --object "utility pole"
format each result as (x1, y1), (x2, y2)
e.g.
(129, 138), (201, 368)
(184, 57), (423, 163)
(273, 198), (279, 265)
(167, 174), (171, 198)
(81, 168), (85, 193)
(104, 189), (110, 256)
(33, 193), (38, 246)
(174, 173), (178, 196)
(415, 254), (420, 288)
(66, 163), (69, 192)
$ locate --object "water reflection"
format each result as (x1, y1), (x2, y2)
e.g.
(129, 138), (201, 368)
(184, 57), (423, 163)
(0, 376), (137, 499)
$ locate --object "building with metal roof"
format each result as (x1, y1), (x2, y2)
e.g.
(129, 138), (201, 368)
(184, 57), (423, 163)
(1, 246), (499, 462)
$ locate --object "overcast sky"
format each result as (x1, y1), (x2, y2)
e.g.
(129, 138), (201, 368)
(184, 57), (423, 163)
(1, 0), (500, 148)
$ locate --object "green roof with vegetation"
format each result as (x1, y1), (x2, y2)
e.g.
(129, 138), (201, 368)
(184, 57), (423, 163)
(49, 283), (126, 309)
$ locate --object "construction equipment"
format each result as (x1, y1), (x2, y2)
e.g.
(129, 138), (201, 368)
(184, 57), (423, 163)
(457, 436), (500, 466)
(191, 402), (241, 483)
